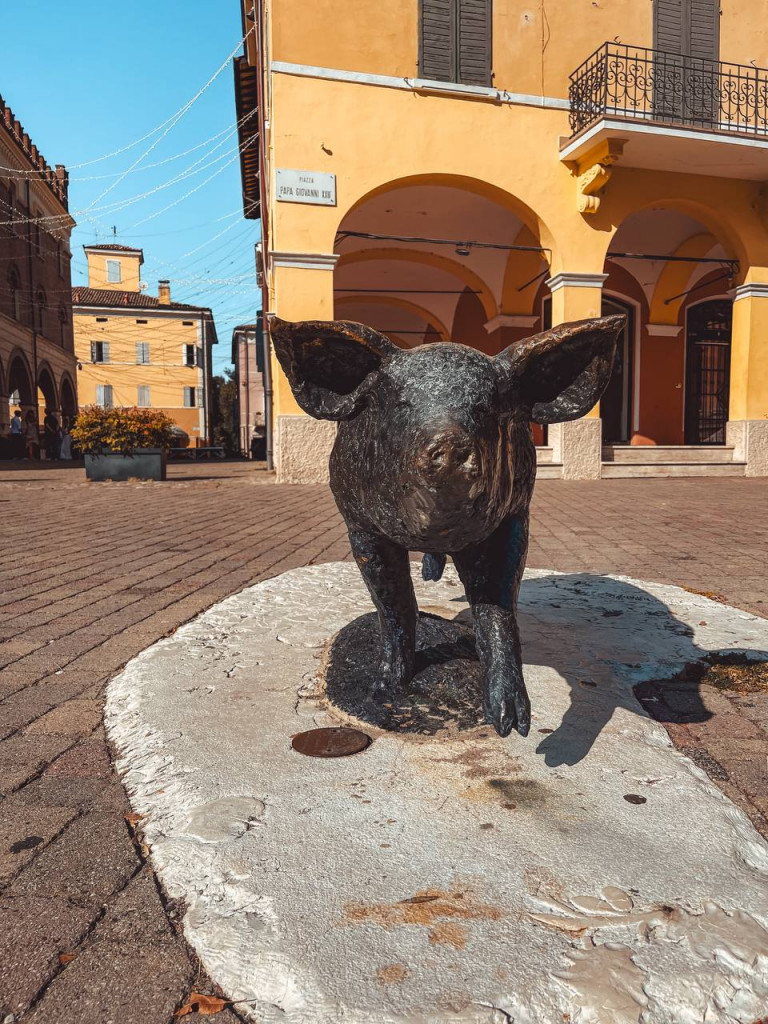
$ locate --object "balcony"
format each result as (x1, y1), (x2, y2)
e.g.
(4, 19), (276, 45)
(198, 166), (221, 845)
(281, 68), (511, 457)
(561, 43), (768, 180)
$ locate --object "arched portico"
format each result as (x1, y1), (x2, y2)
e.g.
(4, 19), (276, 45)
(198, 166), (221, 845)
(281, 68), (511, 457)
(8, 351), (34, 411)
(333, 176), (553, 356)
(59, 374), (77, 420)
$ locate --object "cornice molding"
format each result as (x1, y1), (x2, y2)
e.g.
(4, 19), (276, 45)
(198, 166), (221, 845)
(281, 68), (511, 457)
(484, 313), (539, 333)
(269, 251), (340, 271)
(546, 272), (609, 293)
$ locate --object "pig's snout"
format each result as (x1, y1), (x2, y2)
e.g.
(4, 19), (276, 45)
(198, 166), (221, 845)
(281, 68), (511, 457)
(413, 431), (480, 484)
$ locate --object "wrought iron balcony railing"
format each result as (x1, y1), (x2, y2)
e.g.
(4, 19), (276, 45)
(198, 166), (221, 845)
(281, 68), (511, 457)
(569, 43), (768, 138)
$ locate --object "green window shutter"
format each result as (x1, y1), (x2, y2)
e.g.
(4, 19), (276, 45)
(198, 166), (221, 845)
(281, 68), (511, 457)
(420, 0), (456, 82)
(458, 0), (492, 86)
(689, 0), (719, 60)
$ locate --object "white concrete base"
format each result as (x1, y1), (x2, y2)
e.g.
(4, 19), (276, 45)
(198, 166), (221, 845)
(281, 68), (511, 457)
(106, 565), (768, 1024)
(550, 419), (602, 479)
(727, 419), (768, 477)
(276, 415), (337, 483)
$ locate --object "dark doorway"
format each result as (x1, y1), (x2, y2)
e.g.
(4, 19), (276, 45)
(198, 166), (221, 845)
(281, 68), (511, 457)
(684, 299), (732, 445)
(601, 297), (635, 443)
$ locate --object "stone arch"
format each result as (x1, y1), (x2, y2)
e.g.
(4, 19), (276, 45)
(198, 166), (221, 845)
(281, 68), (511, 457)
(59, 374), (77, 419)
(501, 224), (551, 316)
(649, 233), (727, 325)
(338, 173), (557, 257)
(451, 287), (495, 354)
(335, 294), (450, 343)
(335, 248), (497, 321)
(599, 195), (747, 272)
(8, 349), (34, 407)
(37, 361), (58, 414)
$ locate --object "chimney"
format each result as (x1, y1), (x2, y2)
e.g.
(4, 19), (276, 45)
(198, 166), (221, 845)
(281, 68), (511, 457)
(158, 280), (171, 305)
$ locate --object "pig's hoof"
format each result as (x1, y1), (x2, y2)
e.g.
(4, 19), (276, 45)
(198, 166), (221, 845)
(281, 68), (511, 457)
(485, 687), (531, 738)
(372, 652), (414, 696)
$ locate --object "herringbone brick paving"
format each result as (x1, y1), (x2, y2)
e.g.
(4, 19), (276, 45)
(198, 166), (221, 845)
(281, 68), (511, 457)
(0, 462), (766, 1022)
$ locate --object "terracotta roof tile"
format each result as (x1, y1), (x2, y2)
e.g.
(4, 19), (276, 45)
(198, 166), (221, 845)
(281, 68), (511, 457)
(82, 244), (144, 253)
(71, 286), (210, 314)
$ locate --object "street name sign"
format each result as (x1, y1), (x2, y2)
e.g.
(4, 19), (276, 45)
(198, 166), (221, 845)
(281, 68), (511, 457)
(276, 169), (337, 206)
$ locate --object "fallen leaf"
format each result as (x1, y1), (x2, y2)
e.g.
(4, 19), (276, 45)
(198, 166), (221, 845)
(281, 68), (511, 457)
(125, 813), (143, 825)
(174, 993), (229, 1017)
(58, 953), (76, 965)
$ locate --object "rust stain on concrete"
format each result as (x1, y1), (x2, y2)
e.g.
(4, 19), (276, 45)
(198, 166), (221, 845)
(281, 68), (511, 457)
(343, 888), (502, 931)
(376, 964), (408, 984)
(428, 921), (469, 949)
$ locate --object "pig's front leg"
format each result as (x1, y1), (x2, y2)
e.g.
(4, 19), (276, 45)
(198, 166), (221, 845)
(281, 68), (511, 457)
(348, 528), (417, 694)
(453, 514), (531, 738)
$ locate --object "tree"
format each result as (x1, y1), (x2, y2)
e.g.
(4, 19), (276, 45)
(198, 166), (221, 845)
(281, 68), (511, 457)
(211, 368), (238, 456)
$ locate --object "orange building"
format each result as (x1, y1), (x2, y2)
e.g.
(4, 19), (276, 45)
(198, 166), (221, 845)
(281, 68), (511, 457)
(72, 245), (218, 444)
(236, 0), (768, 481)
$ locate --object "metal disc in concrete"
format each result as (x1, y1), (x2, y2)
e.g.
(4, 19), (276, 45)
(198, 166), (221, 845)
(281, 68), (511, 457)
(106, 564), (768, 1024)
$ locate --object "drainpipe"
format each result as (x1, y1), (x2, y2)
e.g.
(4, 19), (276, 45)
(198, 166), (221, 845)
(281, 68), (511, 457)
(251, 0), (274, 471)
(260, 314), (273, 469)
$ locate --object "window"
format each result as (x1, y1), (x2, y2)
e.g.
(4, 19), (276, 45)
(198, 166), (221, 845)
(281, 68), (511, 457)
(136, 342), (150, 364)
(7, 266), (21, 321)
(96, 384), (114, 409)
(654, 0), (719, 59)
(137, 386), (151, 408)
(183, 387), (196, 408)
(33, 218), (41, 257)
(197, 386), (204, 409)
(96, 317), (108, 323)
(106, 259), (122, 283)
(419, 0), (492, 87)
(183, 343), (197, 367)
(182, 320), (194, 326)
(57, 243), (66, 278)
(135, 319), (148, 324)
(90, 341), (110, 363)
(36, 291), (47, 336)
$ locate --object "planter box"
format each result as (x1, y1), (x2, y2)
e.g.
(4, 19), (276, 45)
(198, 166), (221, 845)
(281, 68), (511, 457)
(84, 448), (167, 482)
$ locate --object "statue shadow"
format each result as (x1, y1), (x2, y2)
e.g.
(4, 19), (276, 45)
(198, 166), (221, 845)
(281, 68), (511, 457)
(324, 572), (767, 765)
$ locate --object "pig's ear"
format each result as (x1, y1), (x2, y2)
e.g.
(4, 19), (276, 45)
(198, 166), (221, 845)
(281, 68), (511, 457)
(269, 318), (399, 420)
(494, 314), (624, 424)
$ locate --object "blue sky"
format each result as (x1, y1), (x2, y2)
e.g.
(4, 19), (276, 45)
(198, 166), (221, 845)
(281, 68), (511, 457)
(1, 0), (259, 374)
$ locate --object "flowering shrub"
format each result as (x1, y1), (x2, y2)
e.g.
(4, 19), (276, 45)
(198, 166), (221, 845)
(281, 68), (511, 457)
(71, 407), (175, 455)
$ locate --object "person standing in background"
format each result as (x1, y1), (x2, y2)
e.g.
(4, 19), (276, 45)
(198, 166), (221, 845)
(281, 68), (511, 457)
(43, 408), (60, 461)
(10, 409), (24, 460)
(24, 410), (39, 461)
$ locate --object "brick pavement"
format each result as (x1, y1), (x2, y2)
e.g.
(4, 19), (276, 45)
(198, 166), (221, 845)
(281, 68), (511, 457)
(0, 462), (766, 1022)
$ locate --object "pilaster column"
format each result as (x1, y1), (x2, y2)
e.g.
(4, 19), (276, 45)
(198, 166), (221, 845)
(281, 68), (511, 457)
(269, 250), (338, 483)
(728, 276), (768, 476)
(546, 272), (608, 479)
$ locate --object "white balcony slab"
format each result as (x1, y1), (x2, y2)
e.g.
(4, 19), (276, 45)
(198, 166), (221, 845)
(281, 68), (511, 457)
(561, 117), (768, 180)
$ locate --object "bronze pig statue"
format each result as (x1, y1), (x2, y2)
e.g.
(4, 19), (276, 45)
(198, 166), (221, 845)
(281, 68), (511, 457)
(270, 315), (624, 738)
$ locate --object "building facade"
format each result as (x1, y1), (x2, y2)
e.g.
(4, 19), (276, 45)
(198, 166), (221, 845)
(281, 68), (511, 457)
(0, 93), (77, 443)
(236, 0), (768, 481)
(232, 322), (266, 456)
(72, 245), (218, 443)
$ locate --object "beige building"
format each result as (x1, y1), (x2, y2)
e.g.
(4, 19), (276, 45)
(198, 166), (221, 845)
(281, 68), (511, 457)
(0, 92), (77, 443)
(72, 245), (218, 443)
(232, 322), (266, 456)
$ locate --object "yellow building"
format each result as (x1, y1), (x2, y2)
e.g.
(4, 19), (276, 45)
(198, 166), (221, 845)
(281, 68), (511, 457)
(72, 245), (218, 443)
(235, 0), (768, 481)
